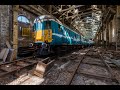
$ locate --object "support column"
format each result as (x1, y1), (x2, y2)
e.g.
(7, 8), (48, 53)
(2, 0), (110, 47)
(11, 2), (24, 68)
(114, 15), (118, 51)
(109, 21), (112, 49)
(96, 35), (99, 47)
(106, 23), (109, 49)
(98, 33), (100, 46)
(100, 30), (102, 46)
(102, 29), (105, 47)
(13, 5), (19, 60)
(116, 18), (120, 50)
(116, 6), (120, 51)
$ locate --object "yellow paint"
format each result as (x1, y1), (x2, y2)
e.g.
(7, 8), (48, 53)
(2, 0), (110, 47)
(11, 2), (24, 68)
(35, 29), (52, 43)
(36, 30), (42, 40)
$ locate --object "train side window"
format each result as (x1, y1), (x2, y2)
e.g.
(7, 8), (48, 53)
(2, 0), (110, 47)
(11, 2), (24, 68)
(58, 24), (61, 32)
(33, 23), (36, 31)
(75, 35), (76, 39)
(69, 31), (71, 36)
(46, 21), (51, 29)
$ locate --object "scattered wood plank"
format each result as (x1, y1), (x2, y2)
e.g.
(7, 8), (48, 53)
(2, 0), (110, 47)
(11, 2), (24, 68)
(5, 41), (11, 49)
(7, 74), (30, 85)
(20, 76), (44, 85)
(7, 73), (44, 85)
(3, 49), (9, 62)
(6, 49), (15, 62)
(110, 59), (120, 68)
(0, 48), (9, 62)
(79, 70), (112, 81)
(0, 48), (6, 60)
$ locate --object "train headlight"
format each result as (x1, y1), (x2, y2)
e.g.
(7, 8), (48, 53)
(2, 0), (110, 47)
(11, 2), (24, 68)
(29, 43), (33, 47)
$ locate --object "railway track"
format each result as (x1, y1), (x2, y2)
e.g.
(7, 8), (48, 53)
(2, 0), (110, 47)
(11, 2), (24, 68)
(0, 47), (81, 85)
(36, 47), (120, 85)
(0, 47), (119, 85)
(67, 48), (120, 85)
(52, 48), (119, 85)
(66, 48), (91, 85)
(0, 56), (36, 78)
(0, 55), (56, 85)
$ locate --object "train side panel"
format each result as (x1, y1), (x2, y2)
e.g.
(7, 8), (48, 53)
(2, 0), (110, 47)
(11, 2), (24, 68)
(51, 21), (82, 46)
(51, 21), (63, 45)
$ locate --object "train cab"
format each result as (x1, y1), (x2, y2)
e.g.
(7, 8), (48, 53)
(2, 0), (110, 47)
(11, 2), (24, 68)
(33, 15), (53, 44)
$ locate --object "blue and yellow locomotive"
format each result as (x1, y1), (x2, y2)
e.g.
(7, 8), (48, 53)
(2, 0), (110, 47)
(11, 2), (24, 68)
(33, 15), (94, 55)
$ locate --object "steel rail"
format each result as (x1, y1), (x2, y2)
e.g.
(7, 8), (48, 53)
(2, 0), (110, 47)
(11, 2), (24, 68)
(67, 49), (91, 85)
(67, 48), (119, 85)
(97, 50), (120, 84)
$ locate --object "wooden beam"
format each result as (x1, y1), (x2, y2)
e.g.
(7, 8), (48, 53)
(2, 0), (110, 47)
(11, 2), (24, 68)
(66, 11), (92, 19)
(19, 5), (40, 16)
(53, 5), (85, 14)
(20, 5), (52, 16)
(66, 9), (101, 20)
(49, 5), (52, 14)
(59, 8), (93, 19)
(29, 5), (49, 15)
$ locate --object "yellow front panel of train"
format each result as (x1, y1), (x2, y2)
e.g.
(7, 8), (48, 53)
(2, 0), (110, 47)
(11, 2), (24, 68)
(44, 29), (52, 42)
(35, 30), (42, 41)
(35, 29), (52, 42)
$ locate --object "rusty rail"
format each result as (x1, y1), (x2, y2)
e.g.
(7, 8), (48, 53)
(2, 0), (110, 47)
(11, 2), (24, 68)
(67, 48), (119, 85)
(97, 50), (120, 84)
(67, 49), (91, 85)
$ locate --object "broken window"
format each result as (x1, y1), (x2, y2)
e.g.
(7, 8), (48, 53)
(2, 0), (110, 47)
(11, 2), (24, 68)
(58, 24), (61, 32)
(18, 15), (30, 24)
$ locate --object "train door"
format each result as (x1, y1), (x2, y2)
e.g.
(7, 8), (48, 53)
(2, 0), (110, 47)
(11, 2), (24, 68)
(58, 24), (62, 45)
(66, 29), (70, 45)
(44, 21), (52, 43)
(79, 35), (81, 45)
(62, 27), (66, 44)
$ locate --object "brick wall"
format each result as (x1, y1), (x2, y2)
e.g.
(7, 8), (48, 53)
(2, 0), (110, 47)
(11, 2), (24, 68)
(0, 5), (12, 51)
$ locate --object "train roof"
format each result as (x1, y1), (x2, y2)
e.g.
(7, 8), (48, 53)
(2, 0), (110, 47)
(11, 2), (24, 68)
(34, 15), (62, 24)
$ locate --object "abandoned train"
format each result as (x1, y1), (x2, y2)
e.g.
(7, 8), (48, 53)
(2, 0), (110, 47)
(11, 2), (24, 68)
(32, 15), (94, 55)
